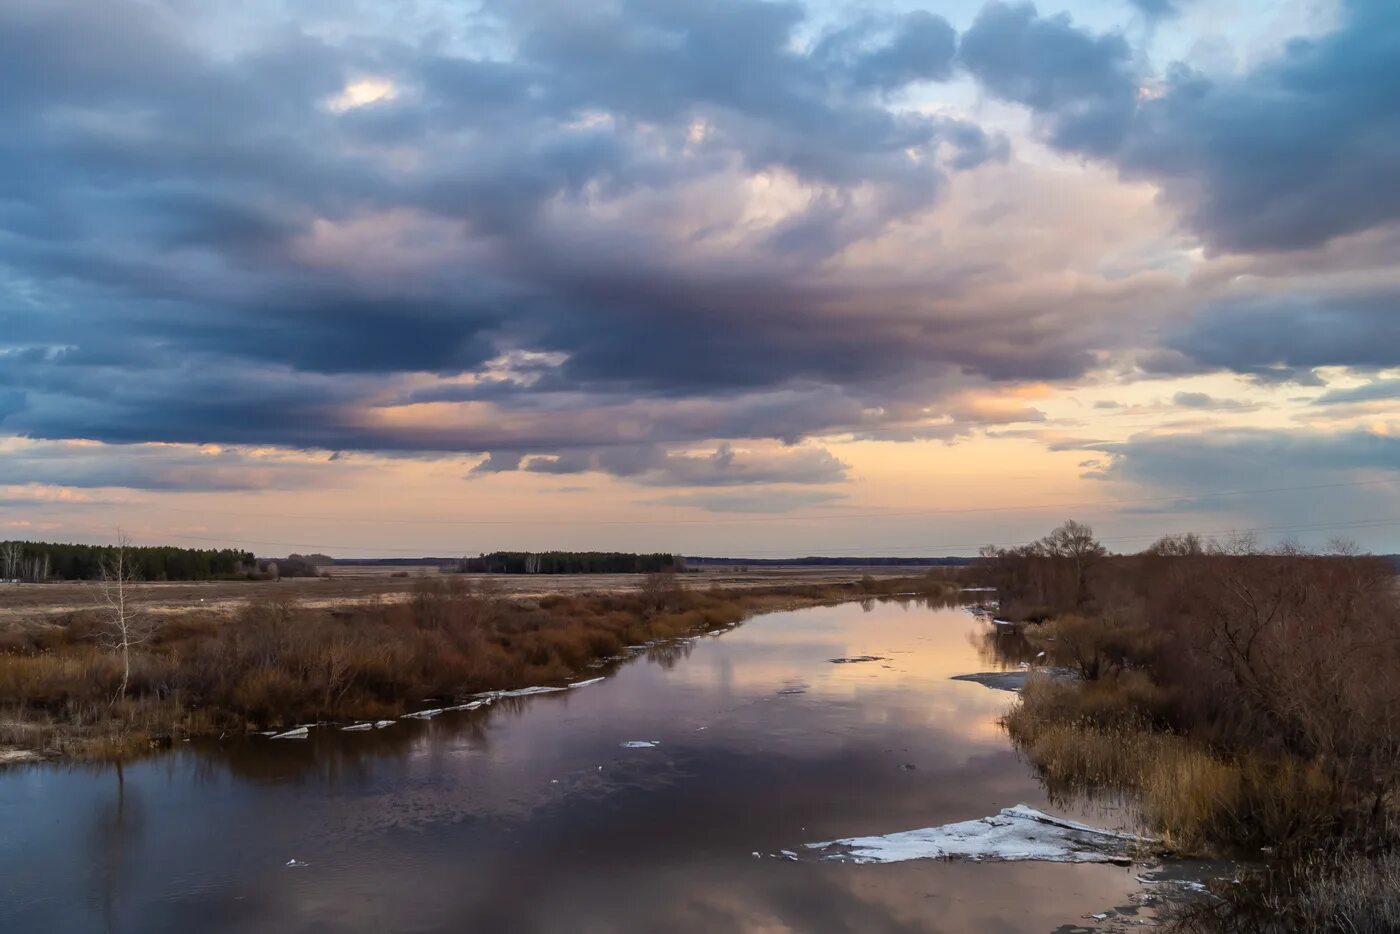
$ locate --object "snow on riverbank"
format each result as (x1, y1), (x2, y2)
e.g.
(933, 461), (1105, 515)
(807, 805), (1148, 865)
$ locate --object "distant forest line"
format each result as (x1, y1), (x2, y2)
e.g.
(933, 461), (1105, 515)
(447, 552), (683, 574)
(2, 540), (255, 582)
(7, 539), (1393, 582)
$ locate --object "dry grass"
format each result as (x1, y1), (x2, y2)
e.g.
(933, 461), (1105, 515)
(1004, 675), (1352, 855)
(1172, 852), (1400, 933)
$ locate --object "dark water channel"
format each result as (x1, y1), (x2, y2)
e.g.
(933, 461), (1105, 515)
(1, 598), (1155, 932)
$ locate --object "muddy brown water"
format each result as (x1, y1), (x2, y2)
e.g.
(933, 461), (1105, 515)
(0, 598), (1156, 932)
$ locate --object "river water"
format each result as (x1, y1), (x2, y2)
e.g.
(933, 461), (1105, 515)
(1, 597), (1150, 932)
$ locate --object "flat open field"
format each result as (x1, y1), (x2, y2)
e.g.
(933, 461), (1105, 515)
(0, 564), (939, 622)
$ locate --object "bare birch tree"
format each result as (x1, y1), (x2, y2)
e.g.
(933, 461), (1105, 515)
(97, 532), (153, 704)
(1, 541), (19, 580)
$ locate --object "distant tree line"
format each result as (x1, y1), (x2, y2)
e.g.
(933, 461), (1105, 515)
(1, 540), (255, 582)
(450, 552), (684, 574)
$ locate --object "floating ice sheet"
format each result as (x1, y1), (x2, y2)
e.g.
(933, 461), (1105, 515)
(807, 805), (1146, 865)
(569, 677), (605, 688)
(619, 740), (661, 748)
(475, 685), (568, 700)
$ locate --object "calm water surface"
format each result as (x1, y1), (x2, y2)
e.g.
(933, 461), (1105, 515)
(1, 598), (1147, 932)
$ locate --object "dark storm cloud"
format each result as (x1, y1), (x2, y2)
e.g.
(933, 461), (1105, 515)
(960, 0), (1400, 253)
(1155, 289), (1400, 382)
(0, 0), (1028, 474)
(4, 0), (1394, 491)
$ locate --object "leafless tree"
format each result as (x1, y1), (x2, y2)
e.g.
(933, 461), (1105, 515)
(640, 569), (681, 615)
(97, 532), (154, 704)
(1040, 520), (1106, 605)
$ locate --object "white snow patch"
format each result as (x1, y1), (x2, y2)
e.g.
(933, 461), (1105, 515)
(620, 740), (661, 749)
(271, 726), (310, 740)
(807, 805), (1147, 865)
(569, 677), (605, 688)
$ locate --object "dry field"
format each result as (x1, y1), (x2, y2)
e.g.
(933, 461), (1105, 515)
(0, 564), (934, 622)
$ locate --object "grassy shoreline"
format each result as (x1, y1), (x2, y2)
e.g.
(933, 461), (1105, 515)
(0, 574), (956, 762)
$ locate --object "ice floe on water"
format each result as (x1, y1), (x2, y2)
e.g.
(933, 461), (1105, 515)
(951, 669), (1077, 693)
(285, 858), (308, 868)
(341, 722), (374, 731)
(402, 707), (445, 720)
(828, 655), (888, 664)
(569, 677), (605, 688)
(619, 740), (661, 749)
(806, 805), (1147, 865)
(270, 726), (310, 740)
(476, 685), (568, 700)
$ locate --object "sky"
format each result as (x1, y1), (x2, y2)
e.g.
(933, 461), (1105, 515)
(2, 0), (1398, 557)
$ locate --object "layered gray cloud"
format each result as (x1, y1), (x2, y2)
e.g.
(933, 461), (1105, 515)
(3, 0), (1399, 499)
(0, 440), (336, 492)
(0, 0), (1023, 478)
(512, 443), (849, 487)
(1085, 428), (1400, 534)
(1093, 429), (1400, 489)
(1148, 288), (1400, 383)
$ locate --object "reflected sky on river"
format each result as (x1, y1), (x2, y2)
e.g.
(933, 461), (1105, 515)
(1, 598), (1145, 933)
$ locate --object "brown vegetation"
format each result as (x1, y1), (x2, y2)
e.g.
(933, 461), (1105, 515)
(0, 573), (955, 761)
(982, 523), (1400, 930)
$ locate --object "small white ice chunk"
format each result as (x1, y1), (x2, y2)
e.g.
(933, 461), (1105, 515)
(374, 720), (394, 729)
(286, 858), (308, 868)
(341, 722), (373, 732)
(619, 740), (661, 749)
(403, 708), (445, 719)
(271, 726), (309, 740)
(807, 805), (1146, 865)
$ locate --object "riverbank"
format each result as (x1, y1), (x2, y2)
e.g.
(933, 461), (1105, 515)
(981, 525), (1400, 931)
(0, 574), (956, 762)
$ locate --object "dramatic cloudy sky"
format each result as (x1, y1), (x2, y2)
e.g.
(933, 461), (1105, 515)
(3, 0), (1398, 556)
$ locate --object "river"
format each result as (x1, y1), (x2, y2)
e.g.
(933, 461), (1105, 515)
(1, 597), (1153, 932)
